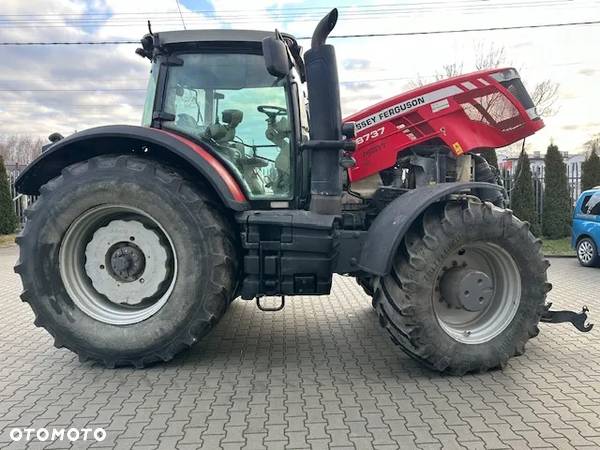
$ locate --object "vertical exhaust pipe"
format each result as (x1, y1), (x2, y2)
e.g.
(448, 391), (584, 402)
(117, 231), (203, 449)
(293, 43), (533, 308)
(304, 9), (344, 215)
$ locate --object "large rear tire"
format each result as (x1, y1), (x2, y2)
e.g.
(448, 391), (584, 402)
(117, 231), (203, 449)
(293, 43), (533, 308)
(373, 198), (550, 375)
(15, 155), (238, 368)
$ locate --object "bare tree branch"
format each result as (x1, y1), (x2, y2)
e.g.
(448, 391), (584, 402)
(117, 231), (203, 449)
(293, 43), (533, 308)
(584, 133), (600, 155)
(474, 42), (506, 70)
(434, 62), (464, 81)
(0, 135), (45, 165)
(530, 80), (560, 117)
(411, 42), (560, 118)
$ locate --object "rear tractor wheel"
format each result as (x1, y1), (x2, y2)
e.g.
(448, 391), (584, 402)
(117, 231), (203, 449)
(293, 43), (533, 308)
(15, 155), (238, 368)
(374, 198), (550, 375)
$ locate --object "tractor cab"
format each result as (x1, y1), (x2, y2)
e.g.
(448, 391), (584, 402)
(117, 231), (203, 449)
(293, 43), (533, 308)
(139, 30), (309, 202)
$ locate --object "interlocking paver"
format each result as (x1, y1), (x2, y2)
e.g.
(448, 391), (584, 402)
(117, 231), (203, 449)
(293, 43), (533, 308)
(0, 245), (599, 449)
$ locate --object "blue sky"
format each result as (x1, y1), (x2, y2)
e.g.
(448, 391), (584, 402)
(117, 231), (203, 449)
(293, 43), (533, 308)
(0, 0), (599, 154)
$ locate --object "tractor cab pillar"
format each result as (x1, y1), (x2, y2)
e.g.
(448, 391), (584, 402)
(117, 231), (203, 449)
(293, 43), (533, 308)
(262, 9), (355, 215)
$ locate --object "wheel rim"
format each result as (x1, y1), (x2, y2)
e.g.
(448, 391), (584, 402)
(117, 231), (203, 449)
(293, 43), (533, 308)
(433, 242), (521, 344)
(59, 205), (178, 325)
(578, 240), (594, 263)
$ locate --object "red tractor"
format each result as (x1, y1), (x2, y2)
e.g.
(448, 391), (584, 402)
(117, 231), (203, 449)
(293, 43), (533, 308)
(14, 9), (591, 374)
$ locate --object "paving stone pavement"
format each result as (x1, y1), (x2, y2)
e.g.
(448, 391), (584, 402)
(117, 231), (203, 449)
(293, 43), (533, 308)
(0, 245), (599, 449)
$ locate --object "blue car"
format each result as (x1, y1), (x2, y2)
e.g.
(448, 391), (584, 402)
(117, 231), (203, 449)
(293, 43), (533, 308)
(572, 187), (600, 267)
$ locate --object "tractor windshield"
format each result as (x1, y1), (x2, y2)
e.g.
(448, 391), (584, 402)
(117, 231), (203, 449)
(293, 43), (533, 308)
(161, 52), (292, 200)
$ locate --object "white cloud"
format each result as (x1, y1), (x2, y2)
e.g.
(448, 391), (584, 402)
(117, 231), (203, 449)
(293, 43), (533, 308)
(0, 0), (598, 153)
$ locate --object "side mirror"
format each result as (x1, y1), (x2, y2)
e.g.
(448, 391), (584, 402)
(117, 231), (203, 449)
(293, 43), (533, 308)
(262, 36), (291, 78)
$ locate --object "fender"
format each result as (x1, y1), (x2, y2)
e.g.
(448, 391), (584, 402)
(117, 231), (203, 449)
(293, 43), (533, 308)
(15, 125), (249, 211)
(358, 182), (503, 276)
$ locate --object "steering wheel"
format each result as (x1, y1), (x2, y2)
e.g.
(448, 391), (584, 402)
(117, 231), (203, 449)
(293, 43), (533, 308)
(257, 105), (287, 121)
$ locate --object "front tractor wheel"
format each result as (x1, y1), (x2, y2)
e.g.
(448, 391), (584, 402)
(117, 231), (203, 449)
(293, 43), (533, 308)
(15, 155), (238, 368)
(374, 199), (550, 375)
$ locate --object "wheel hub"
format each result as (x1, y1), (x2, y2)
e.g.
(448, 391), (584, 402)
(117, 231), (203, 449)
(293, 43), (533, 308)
(439, 267), (494, 312)
(59, 205), (178, 325)
(108, 244), (146, 282)
(433, 243), (521, 344)
(84, 220), (169, 306)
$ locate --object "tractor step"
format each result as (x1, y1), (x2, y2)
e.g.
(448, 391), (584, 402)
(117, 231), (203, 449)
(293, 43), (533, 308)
(541, 303), (594, 332)
(256, 296), (285, 312)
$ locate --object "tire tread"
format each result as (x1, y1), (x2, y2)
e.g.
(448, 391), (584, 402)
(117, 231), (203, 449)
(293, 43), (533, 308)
(373, 199), (550, 375)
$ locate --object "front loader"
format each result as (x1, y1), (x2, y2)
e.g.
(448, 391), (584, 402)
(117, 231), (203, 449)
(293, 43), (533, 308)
(14, 9), (592, 374)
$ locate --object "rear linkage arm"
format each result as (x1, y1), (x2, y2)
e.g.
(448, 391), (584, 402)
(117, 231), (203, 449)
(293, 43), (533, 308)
(541, 303), (594, 332)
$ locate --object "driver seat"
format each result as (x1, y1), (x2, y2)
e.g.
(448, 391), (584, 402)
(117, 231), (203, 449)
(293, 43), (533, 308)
(204, 109), (244, 143)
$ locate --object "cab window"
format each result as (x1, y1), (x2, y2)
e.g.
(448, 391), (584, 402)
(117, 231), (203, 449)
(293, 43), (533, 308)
(162, 52), (292, 199)
(142, 66), (158, 127)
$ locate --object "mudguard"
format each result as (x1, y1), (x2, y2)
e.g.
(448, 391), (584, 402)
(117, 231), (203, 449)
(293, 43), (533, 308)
(358, 182), (503, 276)
(15, 125), (249, 211)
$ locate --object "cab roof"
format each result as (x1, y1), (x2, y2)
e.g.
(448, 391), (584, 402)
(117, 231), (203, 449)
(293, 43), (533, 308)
(157, 29), (297, 46)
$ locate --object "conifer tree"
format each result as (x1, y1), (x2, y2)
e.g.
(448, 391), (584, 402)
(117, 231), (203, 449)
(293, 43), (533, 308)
(581, 147), (600, 191)
(510, 149), (540, 235)
(542, 143), (571, 238)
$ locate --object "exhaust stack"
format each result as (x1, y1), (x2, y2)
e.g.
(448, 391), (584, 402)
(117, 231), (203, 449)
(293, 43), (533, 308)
(304, 9), (344, 215)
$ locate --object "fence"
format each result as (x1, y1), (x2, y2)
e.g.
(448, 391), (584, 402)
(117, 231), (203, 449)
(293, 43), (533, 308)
(501, 170), (582, 228)
(6, 166), (583, 230)
(7, 168), (37, 228)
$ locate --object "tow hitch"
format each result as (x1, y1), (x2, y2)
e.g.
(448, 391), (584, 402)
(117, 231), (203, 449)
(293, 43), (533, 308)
(541, 303), (594, 332)
(256, 296), (285, 312)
